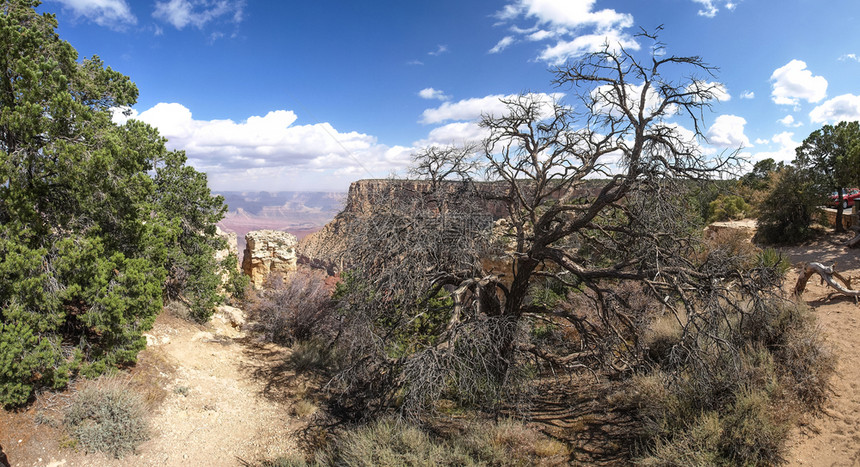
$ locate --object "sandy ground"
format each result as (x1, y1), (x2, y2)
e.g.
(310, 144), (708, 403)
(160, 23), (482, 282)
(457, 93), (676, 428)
(0, 310), (302, 467)
(782, 232), (860, 466)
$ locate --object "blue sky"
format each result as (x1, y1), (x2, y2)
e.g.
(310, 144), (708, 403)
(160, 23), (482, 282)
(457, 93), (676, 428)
(40, 0), (860, 191)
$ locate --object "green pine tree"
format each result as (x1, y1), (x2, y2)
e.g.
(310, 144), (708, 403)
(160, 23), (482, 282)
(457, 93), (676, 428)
(0, 0), (228, 405)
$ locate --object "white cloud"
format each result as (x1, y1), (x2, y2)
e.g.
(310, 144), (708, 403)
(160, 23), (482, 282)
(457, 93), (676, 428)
(706, 115), (750, 148)
(494, 0), (637, 64)
(526, 29), (554, 41)
(489, 36), (515, 54)
(740, 90), (755, 99)
(691, 0), (739, 17)
(770, 60), (828, 106)
(754, 138), (769, 145)
(428, 45), (448, 56)
(692, 0), (718, 17)
(420, 92), (563, 124)
(809, 94), (860, 124)
(538, 30), (640, 65)
(50, 0), (136, 28)
(505, 0), (633, 30)
(687, 81), (730, 102)
(414, 122), (488, 147)
(590, 83), (679, 119)
(839, 53), (860, 63)
(418, 88), (449, 101)
(407, 60), (424, 66)
(113, 103), (414, 190)
(749, 131), (799, 163)
(777, 114), (803, 127)
(153, 0), (244, 29)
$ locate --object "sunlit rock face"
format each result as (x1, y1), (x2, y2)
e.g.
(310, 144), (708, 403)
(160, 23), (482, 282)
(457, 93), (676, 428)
(296, 179), (510, 275)
(215, 226), (239, 265)
(242, 230), (298, 288)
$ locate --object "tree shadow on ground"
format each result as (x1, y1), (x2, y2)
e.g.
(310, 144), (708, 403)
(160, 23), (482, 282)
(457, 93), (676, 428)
(234, 331), (640, 465)
(233, 336), (299, 405)
(509, 375), (640, 466)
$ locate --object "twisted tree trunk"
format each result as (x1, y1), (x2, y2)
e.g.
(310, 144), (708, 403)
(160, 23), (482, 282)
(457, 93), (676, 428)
(794, 262), (860, 299)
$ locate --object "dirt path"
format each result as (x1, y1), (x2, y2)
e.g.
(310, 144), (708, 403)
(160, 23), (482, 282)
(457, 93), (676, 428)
(783, 233), (860, 466)
(0, 309), (302, 467)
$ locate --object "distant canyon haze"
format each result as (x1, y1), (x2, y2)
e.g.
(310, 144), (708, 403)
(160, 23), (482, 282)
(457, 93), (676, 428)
(215, 191), (346, 252)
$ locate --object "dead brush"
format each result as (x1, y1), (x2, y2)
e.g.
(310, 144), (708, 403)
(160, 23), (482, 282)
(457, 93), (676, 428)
(244, 271), (339, 346)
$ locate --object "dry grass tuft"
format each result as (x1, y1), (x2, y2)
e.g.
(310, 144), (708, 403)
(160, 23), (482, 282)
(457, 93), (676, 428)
(62, 375), (150, 458)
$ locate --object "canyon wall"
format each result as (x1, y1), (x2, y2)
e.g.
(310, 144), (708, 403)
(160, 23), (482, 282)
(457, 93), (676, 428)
(296, 179), (512, 275)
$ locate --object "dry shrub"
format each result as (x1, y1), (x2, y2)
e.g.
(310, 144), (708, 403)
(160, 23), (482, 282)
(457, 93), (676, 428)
(643, 311), (687, 368)
(262, 454), (318, 467)
(164, 300), (191, 320)
(458, 418), (570, 466)
(245, 271), (338, 345)
(628, 299), (833, 465)
(318, 417), (567, 466)
(326, 418), (464, 467)
(63, 377), (150, 458)
(639, 388), (789, 466)
(291, 399), (319, 418)
(696, 227), (759, 273)
(737, 300), (835, 407)
(127, 347), (173, 408)
(289, 339), (339, 373)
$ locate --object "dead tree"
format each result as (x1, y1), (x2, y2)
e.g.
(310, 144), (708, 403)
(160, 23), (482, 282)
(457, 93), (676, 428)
(794, 262), (860, 300)
(330, 31), (783, 420)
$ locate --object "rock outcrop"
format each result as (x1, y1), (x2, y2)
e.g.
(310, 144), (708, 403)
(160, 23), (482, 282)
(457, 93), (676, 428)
(242, 230), (298, 288)
(342, 179), (509, 218)
(703, 219), (757, 241)
(297, 179), (511, 275)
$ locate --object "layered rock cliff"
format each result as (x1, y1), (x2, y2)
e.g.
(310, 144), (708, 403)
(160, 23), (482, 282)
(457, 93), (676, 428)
(242, 230), (298, 288)
(296, 179), (510, 275)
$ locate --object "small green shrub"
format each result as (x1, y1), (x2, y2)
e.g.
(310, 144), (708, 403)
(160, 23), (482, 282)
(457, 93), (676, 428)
(708, 194), (750, 222)
(63, 381), (150, 458)
(755, 167), (822, 244)
(221, 253), (250, 303)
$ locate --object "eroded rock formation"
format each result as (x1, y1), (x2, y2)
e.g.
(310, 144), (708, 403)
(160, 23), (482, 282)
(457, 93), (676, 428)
(242, 230), (298, 288)
(297, 179), (508, 275)
(296, 178), (603, 275)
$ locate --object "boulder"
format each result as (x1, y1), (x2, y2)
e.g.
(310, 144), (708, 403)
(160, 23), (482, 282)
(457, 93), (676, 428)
(242, 230), (298, 288)
(215, 304), (246, 328)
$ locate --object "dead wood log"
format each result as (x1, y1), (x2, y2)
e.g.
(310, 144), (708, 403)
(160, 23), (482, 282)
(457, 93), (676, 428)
(794, 262), (860, 300)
